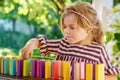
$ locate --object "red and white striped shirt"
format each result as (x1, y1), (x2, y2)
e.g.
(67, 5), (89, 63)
(38, 35), (120, 75)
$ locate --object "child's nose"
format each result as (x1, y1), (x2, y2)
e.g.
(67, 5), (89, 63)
(64, 28), (70, 34)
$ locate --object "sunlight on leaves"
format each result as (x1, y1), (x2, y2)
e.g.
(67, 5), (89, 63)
(28, 10), (37, 21)
(18, 8), (28, 15)
(4, 3), (15, 13)
(105, 32), (113, 43)
(13, 0), (19, 3)
(0, 48), (16, 57)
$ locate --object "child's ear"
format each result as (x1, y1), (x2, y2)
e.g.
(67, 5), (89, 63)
(87, 28), (92, 33)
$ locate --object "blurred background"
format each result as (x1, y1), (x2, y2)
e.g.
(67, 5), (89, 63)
(0, 0), (120, 66)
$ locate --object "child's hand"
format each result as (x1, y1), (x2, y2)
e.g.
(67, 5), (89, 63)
(21, 38), (40, 59)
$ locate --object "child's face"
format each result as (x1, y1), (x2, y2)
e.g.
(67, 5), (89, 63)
(63, 14), (89, 44)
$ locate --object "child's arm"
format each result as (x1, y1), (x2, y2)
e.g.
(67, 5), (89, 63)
(21, 35), (61, 59)
(21, 38), (40, 59)
(38, 35), (61, 57)
(99, 46), (120, 75)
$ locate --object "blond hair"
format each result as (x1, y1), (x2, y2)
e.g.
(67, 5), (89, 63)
(60, 1), (104, 45)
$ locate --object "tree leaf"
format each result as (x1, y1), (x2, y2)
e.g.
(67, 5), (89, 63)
(28, 10), (37, 21)
(114, 33), (120, 41)
(105, 31), (113, 43)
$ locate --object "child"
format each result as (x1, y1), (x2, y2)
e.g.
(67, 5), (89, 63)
(21, 1), (120, 75)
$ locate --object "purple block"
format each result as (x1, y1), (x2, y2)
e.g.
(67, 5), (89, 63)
(71, 61), (75, 80)
(93, 63), (96, 80)
(32, 60), (37, 77)
(39, 60), (45, 78)
(16, 60), (23, 76)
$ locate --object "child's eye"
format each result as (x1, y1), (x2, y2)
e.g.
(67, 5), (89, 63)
(70, 26), (74, 29)
(63, 26), (66, 28)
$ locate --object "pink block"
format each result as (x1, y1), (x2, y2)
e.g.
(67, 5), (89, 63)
(80, 62), (85, 79)
(36, 60), (40, 77)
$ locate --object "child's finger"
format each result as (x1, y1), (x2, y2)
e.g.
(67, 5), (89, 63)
(29, 52), (32, 58)
(24, 52), (29, 59)
(21, 49), (26, 59)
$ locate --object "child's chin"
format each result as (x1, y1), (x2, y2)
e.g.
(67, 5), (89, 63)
(66, 39), (76, 44)
(68, 41), (75, 44)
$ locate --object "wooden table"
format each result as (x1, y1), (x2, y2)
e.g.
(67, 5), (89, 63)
(0, 74), (52, 80)
(105, 75), (117, 80)
(0, 74), (118, 80)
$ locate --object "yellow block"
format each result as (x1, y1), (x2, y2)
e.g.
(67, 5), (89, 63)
(45, 60), (51, 78)
(86, 64), (93, 80)
(23, 60), (28, 76)
(96, 64), (104, 80)
(0, 57), (1, 73)
(1, 57), (4, 74)
(63, 61), (70, 80)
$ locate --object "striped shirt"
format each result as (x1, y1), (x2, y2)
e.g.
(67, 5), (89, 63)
(38, 35), (120, 75)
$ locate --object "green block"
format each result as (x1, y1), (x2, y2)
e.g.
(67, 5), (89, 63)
(33, 49), (41, 56)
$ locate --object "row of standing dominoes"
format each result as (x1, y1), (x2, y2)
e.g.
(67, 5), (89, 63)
(0, 57), (104, 80)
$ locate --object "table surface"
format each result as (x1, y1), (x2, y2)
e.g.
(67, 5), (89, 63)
(0, 74), (118, 80)
(105, 75), (117, 80)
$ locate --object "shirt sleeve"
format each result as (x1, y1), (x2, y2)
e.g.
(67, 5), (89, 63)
(38, 35), (61, 56)
(99, 46), (120, 74)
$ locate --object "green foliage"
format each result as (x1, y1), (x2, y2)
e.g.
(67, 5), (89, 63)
(113, 0), (120, 6)
(28, 10), (37, 21)
(81, 0), (92, 3)
(114, 33), (120, 41)
(0, 0), (4, 6)
(105, 32), (113, 44)
(2, 51), (8, 56)
(109, 19), (120, 54)
(106, 5), (120, 66)
(0, 27), (32, 54)
(118, 75), (120, 80)
(0, 48), (16, 57)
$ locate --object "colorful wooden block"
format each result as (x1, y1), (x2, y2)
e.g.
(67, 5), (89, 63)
(52, 61), (59, 79)
(96, 64), (104, 80)
(16, 59), (23, 76)
(57, 61), (62, 78)
(36, 60), (40, 77)
(0, 57), (1, 73)
(40, 60), (45, 78)
(4, 57), (9, 75)
(10, 59), (16, 76)
(80, 62), (85, 80)
(74, 62), (80, 80)
(28, 58), (32, 76)
(0, 57), (4, 74)
(86, 64), (93, 80)
(45, 60), (51, 78)
(23, 60), (28, 76)
(63, 61), (70, 80)
(32, 59), (37, 77)
(50, 60), (55, 77)
(71, 61), (75, 80)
